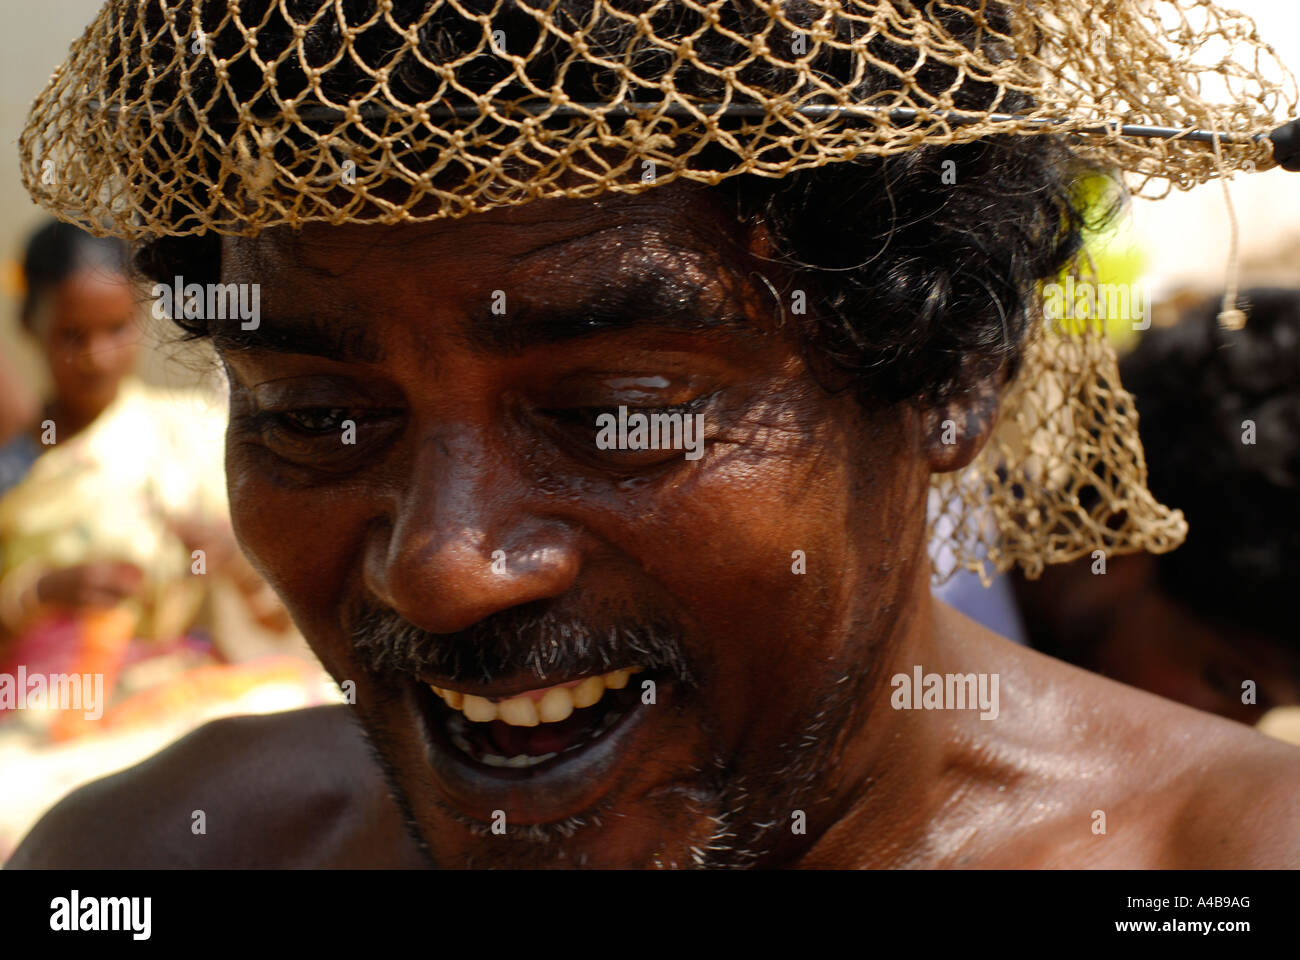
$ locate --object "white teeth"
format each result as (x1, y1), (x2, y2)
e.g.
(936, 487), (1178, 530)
(498, 696), (540, 727)
(506, 753), (556, 767)
(431, 686), (465, 710)
(431, 666), (646, 727)
(603, 666), (641, 690)
(468, 751), (558, 769)
(462, 694), (498, 723)
(537, 686), (575, 723)
(571, 675), (605, 709)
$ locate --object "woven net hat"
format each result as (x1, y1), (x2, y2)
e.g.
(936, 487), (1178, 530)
(19, 0), (1300, 582)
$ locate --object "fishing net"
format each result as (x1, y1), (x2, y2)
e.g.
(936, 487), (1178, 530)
(19, 0), (1299, 582)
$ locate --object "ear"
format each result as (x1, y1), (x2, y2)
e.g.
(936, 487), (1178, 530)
(919, 374), (1002, 473)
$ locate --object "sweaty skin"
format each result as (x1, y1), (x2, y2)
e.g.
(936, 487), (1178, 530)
(11, 185), (1300, 868)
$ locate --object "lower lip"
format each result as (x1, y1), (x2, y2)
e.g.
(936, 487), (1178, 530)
(410, 678), (660, 825)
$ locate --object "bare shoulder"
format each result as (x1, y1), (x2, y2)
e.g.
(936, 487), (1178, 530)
(1021, 644), (1300, 866)
(1143, 699), (1300, 867)
(935, 601), (1300, 867)
(6, 705), (429, 869)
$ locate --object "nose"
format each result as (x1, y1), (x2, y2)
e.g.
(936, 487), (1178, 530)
(363, 427), (582, 635)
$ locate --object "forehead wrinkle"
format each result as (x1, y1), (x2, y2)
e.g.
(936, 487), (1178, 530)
(505, 215), (677, 271)
(521, 221), (741, 307)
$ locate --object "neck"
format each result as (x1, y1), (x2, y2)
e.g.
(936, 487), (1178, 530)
(790, 559), (960, 868)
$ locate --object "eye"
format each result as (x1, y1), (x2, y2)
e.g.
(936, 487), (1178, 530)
(237, 405), (404, 473)
(540, 393), (714, 468)
(273, 406), (352, 434)
(543, 395), (706, 429)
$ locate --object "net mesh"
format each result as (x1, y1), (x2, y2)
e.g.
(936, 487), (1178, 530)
(929, 308), (1190, 583)
(19, 0), (1298, 582)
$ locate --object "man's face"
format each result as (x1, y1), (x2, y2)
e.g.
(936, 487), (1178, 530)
(218, 185), (935, 867)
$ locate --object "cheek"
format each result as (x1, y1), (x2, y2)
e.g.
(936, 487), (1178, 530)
(101, 340), (138, 378)
(655, 404), (920, 619)
(225, 441), (363, 668)
(111, 329), (141, 361)
(593, 398), (927, 740)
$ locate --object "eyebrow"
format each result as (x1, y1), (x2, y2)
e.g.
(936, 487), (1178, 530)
(210, 266), (751, 361)
(462, 267), (750, 353)
(212, 315), (385, 363)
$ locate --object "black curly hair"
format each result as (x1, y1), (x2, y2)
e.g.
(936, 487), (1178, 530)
(1120, 288), (1300, 642)
(130, 0), (1095, 408)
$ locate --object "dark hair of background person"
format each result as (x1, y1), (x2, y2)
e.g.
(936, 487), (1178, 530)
(129, 0), (1101, 410)
(21, 219), (130, 332)
(1119, 287), (1300, 643)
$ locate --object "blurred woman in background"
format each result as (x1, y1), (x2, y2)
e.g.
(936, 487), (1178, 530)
(0, 220), (293, 740)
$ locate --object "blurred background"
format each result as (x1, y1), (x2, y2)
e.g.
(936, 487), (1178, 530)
(0, 1), (342, 864)
(1, 1), (1299, 864)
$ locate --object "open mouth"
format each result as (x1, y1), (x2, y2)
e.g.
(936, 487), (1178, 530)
(414, 667), (650, 780)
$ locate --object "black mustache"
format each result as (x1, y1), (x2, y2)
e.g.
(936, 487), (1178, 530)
(350, 600), (695, 689)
